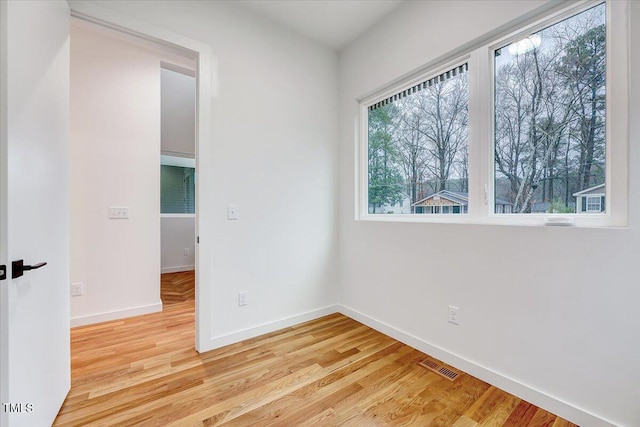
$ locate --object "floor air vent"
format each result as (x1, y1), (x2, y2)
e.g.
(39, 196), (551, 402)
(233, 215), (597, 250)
(418, 357), (461, 381)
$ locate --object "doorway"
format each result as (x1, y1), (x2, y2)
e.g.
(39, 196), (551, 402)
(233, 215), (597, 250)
(160, 63), (197, 309)
(68, 15), (203, 342)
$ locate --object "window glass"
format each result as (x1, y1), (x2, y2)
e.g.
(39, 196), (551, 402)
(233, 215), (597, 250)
(368, 65), (469, 214)
(586, 195), (602, 212)
(494, 3), (606, 214)
(161, 165), (195, 214)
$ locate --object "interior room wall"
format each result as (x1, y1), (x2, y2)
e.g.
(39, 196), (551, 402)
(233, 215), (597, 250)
(78, 1), (340, 342)
(161, 67), (196, 273)
(69, 21), (194, 326)
(338, 1), (640, 426)
(161, 67), (195, 157)
(161, 217), (195, 273)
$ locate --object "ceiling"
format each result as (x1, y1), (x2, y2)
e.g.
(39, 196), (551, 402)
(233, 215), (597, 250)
(235, 0), (405, 51)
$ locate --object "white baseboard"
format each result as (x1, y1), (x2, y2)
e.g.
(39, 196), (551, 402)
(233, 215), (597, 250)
(70, 302), (163, 327)
(337, 304), (616, 427)
(206, 304), (339, 350)
(161, 265), (195, 274)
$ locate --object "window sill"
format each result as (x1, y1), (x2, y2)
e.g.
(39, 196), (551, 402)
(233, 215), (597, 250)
(358, 213), (627, 229)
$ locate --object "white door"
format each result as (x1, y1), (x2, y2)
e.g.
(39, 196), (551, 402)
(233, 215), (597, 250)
(0, 1), (71, 426)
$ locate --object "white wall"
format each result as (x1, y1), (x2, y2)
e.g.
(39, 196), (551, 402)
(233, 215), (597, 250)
(161, 216), (195, 273)
(78, 1), (340, 342)
(161, 67), (195, 157)
(69, 22), (194, 325)
(339, 1), (640, 426)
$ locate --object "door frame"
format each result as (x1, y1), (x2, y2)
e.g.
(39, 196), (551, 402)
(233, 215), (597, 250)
(70, 2), (214, 352)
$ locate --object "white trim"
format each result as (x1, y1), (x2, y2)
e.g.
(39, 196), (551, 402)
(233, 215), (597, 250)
(161, 61), (196, 78)
(161, 213), (196, 219)
(161, 150), (195, 159)
(68, 2), (211, 55)
(68, 0), (215, 352)
(161, 155), (195, 168)
(161, 265), (195, 274)
(70, 302), (163, 328)
(357, 103), (368, 220)
(337, 304), (618, 427)
(207, 305), (339, 350)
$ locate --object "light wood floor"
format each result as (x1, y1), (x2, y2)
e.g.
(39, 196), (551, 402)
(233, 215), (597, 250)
(160, 270), (196, 304)
(54, 272), (577, 426)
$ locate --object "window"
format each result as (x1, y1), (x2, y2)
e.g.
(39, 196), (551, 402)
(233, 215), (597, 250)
(494, 3), (605, 215)
(359, 0), (628, 227)
(367, 64), (468, 215)
(161, 155), (195, 214)
(586, 195), (603, 212)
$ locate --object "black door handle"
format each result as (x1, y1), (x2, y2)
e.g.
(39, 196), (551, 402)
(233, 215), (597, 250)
(12, 260), (47, 279)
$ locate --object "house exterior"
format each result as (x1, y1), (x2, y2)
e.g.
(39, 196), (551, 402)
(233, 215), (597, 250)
(412, 190), (468, 214)
(371, 195), (412, 214)
(573, 183), (605, 213)
(411, 190), (513, 214)
(495, 202), (514, 214)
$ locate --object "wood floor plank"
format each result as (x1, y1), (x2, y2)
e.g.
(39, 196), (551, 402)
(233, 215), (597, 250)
(453, 415), (479, 427)
(503, 400), (538, 426)
(53, 272), (579, 426)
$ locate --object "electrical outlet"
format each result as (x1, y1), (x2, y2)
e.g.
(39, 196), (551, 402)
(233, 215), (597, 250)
(183, 248), (190, 256)
(71, 282), (84, 297)
(448, 305), (460, 325)
(238, 291), (248, 306)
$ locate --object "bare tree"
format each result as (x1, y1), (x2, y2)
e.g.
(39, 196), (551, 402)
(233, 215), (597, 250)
(418, 75), (468, 193)
(394, 98), (430, 209)
(494, 3), (605, 213)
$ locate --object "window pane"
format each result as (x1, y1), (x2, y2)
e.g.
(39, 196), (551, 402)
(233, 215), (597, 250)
(586, 195), (602, 212)
(161, 165), (195, 214)
(494, 4), (606, 214)
(368, 66), (469, 215)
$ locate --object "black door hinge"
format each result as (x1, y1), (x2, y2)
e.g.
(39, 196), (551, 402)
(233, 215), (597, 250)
(0, 265), (6, 281)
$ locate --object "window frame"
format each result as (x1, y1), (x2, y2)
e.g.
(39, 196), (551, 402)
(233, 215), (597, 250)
(160, 154), (196, 216)
(357, 0), (628, 227)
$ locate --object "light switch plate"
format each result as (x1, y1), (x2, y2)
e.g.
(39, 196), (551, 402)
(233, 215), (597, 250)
(109, 207), (129, 219)
(228, 205), (239, 220)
